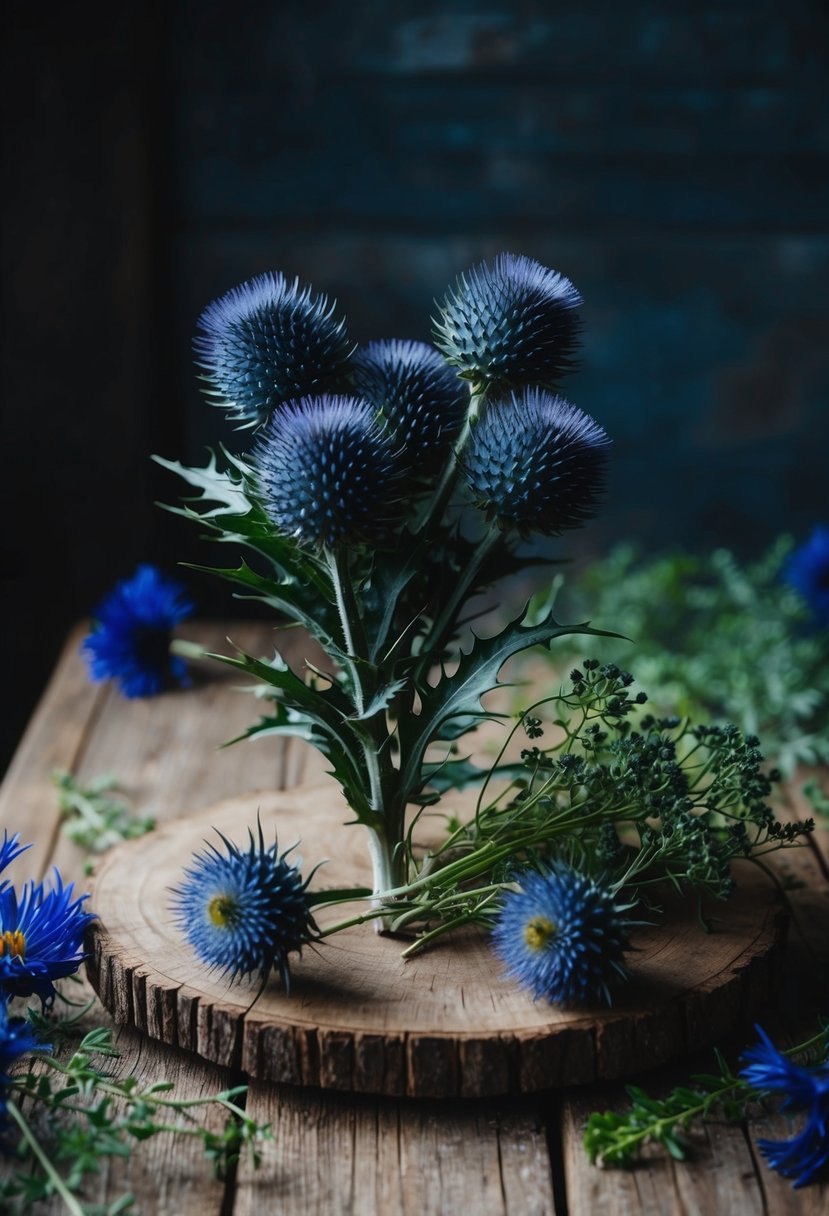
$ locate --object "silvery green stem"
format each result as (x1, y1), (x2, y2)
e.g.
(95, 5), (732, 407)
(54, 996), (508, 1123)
(418, 524), (501, 658)
(415, 381), (485, 536)
(365, 827), (403, 932)
(169, 638), (208, 660)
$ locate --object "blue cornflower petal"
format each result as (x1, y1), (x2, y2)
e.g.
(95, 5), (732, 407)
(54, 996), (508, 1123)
(171, 824), (316, 988)
(350, 339), (468, 473)
(0, 832), (30, 889)
(0, 870), (95, 1009)
(783, 526), (829, 627)
(462, 388), (610, 537)
(254, 394), (404, 549)
(741, 1025), (829, 1188)
(83, 565), (194, 699)
(433, 253), (582, 389)
(492, 863), (634, 1007)
(194, 271), (353, 426)
(0, 1000), (43, 1117)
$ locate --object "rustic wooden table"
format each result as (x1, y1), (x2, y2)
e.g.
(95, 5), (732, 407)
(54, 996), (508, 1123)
(2, 622), (827, 1215)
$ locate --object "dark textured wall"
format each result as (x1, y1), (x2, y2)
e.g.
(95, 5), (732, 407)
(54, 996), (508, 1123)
(2, 0), (828, 770)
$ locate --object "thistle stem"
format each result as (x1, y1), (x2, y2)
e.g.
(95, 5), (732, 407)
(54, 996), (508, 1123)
(415, 382), (485, 536)
(169, 638), (208, 661)
(418, 524), (502, 659)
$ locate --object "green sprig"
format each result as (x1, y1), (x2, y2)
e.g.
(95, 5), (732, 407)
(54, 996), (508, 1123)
(51, 771), (155, 859)
(1, 1017), (271, 1215)
(583, 1026), (829, 1167)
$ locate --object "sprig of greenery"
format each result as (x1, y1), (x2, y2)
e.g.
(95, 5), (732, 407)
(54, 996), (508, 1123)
(533, 537), (829, 778)
(1, 1015), (271, 1214)
(51, 771), (155, 860)
(583, 1026), (829, 1167)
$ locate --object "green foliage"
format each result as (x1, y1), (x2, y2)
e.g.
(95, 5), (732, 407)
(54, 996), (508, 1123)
(536, 537), (829, 777)
(51, 771), (155, 860)
(1, 1012), (271, 1215)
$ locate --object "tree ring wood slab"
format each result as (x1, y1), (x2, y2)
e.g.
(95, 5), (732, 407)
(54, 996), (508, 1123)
(86, 786), (787, 1099)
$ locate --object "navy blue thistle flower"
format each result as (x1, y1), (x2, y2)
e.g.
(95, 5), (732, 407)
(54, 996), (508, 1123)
(462, 388), (610, 537)
(194, 272), (353, 426)
(350, 340), (468, 473)
(0, 1000), (42, 1118)
(784, 525), (829, 628)
(492, 864), (635, 1007)
(740, 1025), (829, 1188)
(83, 565), (194, 699)
(433, 253), (582, 390)
(254, 394), (404, 548)
(0, 871), (94, 1008)
(171, 825), (316, 988)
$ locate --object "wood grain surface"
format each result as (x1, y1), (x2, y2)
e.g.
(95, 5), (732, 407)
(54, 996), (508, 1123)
(87, 787), (787, 1098)
(1, 622), (827, 1214)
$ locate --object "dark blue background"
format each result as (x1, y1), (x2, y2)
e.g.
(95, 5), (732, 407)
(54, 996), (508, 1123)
(2, 0), (828, 769)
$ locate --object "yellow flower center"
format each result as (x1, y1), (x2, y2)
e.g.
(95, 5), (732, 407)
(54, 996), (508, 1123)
(524, 916), (556, 952)
(0, 929), (26, 959)
(208, 895), (237, 927)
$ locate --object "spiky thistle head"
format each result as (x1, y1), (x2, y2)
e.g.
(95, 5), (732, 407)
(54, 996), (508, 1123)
(0, 871), (95, 1009)
(461, 387), (610, 537)
(433, 253), (582, 390)
(171, 825), (316, 988)
(194, 272), (353, 426)
(492, 863), (635, 1007)
(254, 394), (404, 549)
(350, 339), (468, 473)
(82, 565), (194, 699)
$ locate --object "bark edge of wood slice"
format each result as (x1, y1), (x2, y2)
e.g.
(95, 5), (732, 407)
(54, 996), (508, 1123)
(86, 786), (787, 1099)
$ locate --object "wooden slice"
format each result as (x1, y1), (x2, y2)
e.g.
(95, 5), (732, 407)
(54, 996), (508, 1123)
(87, 786), (787, 1099)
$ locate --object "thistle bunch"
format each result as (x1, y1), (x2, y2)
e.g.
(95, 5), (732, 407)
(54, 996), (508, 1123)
(159, 254), (610, 906)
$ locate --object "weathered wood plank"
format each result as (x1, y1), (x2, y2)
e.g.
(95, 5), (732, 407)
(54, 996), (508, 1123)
(235, 1084), (556, 1216)
(0, 625), (106, 883)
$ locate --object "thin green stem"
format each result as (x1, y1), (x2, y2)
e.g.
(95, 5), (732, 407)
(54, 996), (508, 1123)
(413, 383), (477, 531)
(419, 525), (502, 660)
(6, 1100), (87, 1216)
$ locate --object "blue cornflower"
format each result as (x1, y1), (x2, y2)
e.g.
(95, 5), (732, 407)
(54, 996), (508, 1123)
(0, 832), (29, 889)
(0, 871), (95, 1008)
(194, 271), (353, 426)
(254, 394), (404, 549)
(0, 1000), (42, 1117)
(740, 1025), (829, 1188)
(433, 253), (582, 389)
(784, 526), (829, 627)
(462, 388), (610, 537)
(83, 565), (194, 698)
(492, 864), (634, 1007)
(171, 824), (316, 988)
(350, 339), (468, 473)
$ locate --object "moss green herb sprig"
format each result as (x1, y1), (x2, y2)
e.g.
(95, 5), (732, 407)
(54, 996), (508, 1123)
(584, 1022), (829, 1188)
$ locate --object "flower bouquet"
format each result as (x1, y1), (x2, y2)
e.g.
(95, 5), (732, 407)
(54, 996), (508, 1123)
(86, 254), (813, 1029)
